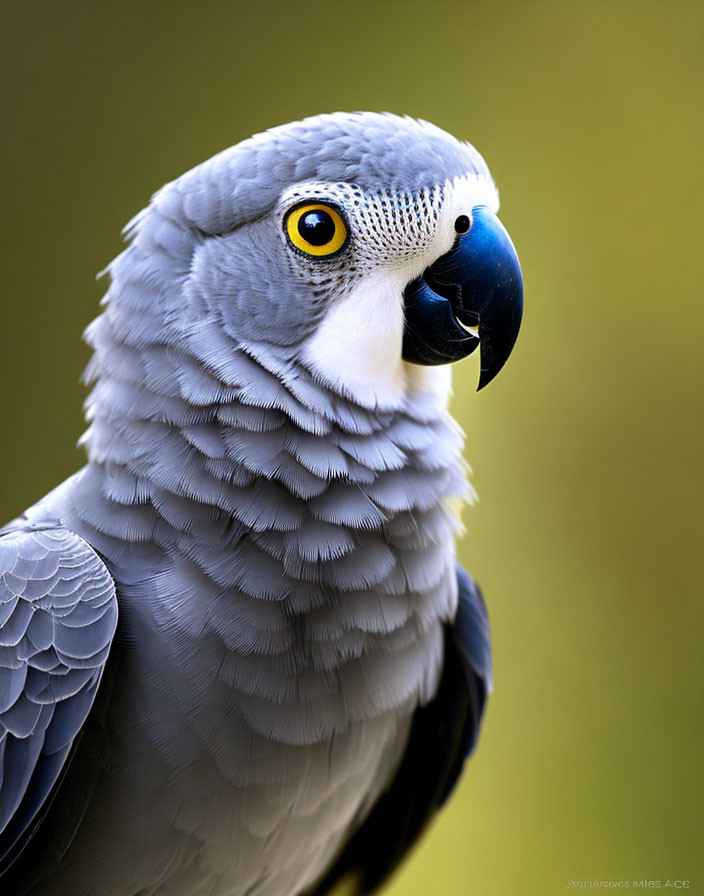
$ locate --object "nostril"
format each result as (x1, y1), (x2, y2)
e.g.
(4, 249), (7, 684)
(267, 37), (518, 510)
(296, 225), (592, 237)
(454, 215), (471, 234)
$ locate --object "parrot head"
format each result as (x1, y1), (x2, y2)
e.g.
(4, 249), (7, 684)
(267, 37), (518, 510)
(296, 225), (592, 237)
(103, 112), (522, 411)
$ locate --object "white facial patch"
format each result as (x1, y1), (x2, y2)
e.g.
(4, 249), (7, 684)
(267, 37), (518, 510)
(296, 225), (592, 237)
(299, 172), (500, 410)
(303, 269), (408, 408)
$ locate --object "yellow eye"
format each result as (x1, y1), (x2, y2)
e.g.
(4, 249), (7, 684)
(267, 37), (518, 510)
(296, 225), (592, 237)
(285, 203), (348, 257)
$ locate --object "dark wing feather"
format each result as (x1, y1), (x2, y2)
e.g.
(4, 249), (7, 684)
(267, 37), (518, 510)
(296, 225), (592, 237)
(0, 523), (117, 876)
(308, 563), (492, 896)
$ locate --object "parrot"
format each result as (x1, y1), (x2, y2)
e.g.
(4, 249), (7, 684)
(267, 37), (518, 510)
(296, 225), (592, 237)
(0, 111), (522, 896)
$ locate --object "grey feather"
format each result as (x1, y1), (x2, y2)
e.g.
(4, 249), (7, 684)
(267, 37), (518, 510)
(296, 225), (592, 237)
(2, 111), (495, 896)
(0, 525), (117, 871)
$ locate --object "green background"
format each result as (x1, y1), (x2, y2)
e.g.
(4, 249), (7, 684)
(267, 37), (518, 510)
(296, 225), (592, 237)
(1, 1), (702, 893)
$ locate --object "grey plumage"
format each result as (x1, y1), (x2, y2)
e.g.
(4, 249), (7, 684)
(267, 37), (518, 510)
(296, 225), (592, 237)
(0, 525), (117, 869)
(0, 112), (498, 896)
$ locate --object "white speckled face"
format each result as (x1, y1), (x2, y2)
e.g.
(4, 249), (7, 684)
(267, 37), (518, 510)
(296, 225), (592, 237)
(285, 173), (500, 409)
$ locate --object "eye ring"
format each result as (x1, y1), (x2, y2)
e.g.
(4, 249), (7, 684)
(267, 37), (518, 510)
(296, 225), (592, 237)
(285, 202), (348, 257)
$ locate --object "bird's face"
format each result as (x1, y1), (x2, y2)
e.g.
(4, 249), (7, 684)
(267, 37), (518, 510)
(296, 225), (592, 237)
(125, 113), (522, 410)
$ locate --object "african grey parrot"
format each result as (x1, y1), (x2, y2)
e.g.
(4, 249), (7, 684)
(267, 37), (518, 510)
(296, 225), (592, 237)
(0, 112), (522, 896)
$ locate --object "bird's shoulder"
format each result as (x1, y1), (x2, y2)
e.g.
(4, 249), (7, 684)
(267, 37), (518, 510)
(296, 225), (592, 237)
(0, 519), (118, 878)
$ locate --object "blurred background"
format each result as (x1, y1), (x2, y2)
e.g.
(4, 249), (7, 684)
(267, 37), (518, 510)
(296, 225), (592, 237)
(1, 1), (702, 893)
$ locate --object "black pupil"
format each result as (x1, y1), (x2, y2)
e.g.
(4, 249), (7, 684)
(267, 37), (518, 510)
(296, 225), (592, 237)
(455, 215), (471, 234)
(298, 209), (336, 246)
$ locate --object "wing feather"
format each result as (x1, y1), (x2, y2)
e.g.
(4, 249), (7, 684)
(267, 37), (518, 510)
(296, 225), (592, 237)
(0, 524), (117, 874)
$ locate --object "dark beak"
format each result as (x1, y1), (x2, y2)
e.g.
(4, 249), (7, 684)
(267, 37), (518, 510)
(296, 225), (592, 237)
(402, 206), (523, 390)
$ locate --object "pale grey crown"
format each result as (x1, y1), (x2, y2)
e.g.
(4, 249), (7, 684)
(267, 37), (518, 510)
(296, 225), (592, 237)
(157, 111), (492, 235)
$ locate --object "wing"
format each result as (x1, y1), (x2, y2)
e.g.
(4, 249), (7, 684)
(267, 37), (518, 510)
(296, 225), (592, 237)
(0, 523), (117, 875)
(308, 563), (492, 896)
